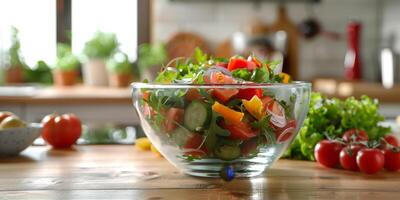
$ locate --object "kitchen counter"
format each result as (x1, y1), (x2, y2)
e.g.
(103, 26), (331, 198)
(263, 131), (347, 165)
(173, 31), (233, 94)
(0, 86), (136, 124)
(0, 145), (399, 200)
(0, 85), (131, 104)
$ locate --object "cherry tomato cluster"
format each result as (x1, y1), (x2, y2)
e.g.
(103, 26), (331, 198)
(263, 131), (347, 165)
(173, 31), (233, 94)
(314, 129), (400, 174)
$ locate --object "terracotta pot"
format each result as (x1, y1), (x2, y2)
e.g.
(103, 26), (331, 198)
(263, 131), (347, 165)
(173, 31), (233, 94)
(109, 73), (132, 88)
(5, 67), (23, 84)
(53, 70), (77, 86)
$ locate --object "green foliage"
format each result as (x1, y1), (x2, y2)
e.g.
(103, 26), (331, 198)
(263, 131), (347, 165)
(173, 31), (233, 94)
(138, 43), (167, 70)
(55, 43), (80, 71)
(8, 26), (24, 67)
(284, 92), (391, 161)
(106, 52), (132, 74)
(83, 31), (118, 59)
(230, 61), (282, 83)
(24, 60), (52, 84)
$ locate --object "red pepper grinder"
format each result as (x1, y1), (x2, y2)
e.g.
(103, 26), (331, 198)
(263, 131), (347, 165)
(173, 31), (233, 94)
(344, 21), (362, 80)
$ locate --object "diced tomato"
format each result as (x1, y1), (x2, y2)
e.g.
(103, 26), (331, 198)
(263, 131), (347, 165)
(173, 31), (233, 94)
(227, 58), (249, 71)
(183, 134), (207, 157)
(261, 96), (274, 112)
(185, 89), (202, 101)
(212, 89), (239, 103)
(221, 121), (259, 141)
(246, 61), (257, 70)
(143, 91), (151, 101)
(236, 88), (263, 100)
(216, 62), (228, 68)
(209, 72), (236, 84)
(204, 72), (239, 102)
(227, 57), (261, 71)
(241, 138), (258, 157)
(164, 108), (184, 133)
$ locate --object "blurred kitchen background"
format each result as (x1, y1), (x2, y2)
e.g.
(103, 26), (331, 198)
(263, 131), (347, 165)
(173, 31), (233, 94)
(0, 0), (400, 143)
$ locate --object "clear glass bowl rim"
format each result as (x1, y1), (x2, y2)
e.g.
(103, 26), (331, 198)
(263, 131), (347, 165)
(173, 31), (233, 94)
(132, 81), (311, 89)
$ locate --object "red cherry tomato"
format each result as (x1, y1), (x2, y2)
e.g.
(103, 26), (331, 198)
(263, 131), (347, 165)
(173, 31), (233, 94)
(221, 121), (259, 141)
(41, 113), (82, 149)
(314, 140), (343, 168)
(164, 108), (184, 133)
(356, 148), (385, 174)
(235, 88), (263, 101)
(183, 134), (207, 157)
(381, 135), (399, 149)
(384, 149), (400, 171)
(339, 144), (363, 171)
(342, 129), (368, 143)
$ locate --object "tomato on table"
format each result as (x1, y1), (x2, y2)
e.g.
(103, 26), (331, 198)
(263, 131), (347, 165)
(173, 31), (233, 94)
(381, 135), (399, 149)
(339, 144), (363, 171)
(384, 148), (400, 171)
(41, 113), (82, 149)
(314, 140), (344, 168)
(342, 129), (368, 143)
(356, 148), (385, 174)
(221, 121), (259, 141)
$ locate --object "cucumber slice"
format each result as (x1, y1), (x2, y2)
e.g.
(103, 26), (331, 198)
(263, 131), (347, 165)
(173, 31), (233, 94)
(184, 101), (211, 131)
(171, 127), (193, 147)
(214, 145), (241, 161)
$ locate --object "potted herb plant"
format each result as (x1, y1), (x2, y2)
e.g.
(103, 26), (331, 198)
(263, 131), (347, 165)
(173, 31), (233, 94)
(53, 43), (80, 86)
(107, 52), (133, 87)
(5, 27), (25, 84)
(138, 43), (167, 81)
(82, 31), (118, 86)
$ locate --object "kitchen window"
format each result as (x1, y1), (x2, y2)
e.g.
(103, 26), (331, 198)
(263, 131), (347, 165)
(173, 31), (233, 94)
(71, 0), (138, 61)
(0, 0), (56, 67)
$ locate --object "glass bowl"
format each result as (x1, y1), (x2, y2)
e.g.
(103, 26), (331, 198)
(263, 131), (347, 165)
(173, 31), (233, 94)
(132, 82), (311, 179)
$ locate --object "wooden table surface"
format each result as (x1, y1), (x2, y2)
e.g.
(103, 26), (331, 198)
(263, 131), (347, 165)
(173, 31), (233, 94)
(1, 145), (400, 200)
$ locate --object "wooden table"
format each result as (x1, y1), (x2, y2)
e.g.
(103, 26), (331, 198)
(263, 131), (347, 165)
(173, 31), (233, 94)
(1, 145), (400, 200)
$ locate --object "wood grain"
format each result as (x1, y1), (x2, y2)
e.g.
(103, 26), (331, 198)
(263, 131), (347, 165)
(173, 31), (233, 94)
(0, 145), (399, 200)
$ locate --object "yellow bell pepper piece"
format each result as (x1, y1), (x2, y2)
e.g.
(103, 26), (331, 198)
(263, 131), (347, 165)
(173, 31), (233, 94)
(279, 73), (291, 84)
(242, 95), (265, 120)
(136, 137), (151, 151)
(151, 144), (163, 157)
(212, 101), (244, 124)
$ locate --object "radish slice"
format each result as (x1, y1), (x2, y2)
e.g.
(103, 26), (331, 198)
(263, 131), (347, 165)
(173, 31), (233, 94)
(267, 101), (287, 128)
(277, 127), (295, 143)
(276, 120), (297, 143)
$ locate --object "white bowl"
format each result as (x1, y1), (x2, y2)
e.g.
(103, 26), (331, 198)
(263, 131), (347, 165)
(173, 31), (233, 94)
(0, 123), (42, 156)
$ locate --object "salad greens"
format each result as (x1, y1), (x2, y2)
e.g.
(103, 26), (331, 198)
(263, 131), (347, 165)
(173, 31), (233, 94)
(284, 92), (391, 161)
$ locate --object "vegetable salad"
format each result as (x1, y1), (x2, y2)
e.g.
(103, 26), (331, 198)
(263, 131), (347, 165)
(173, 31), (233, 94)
(140, 50), (296, 161)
